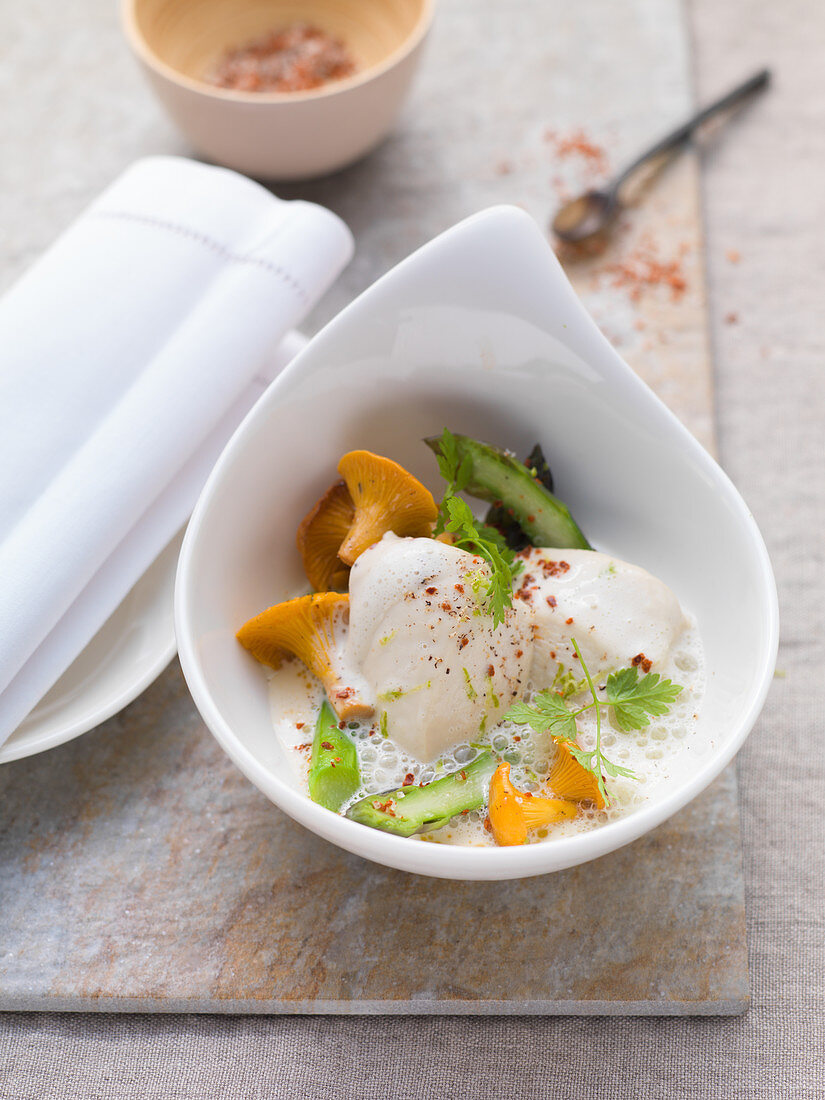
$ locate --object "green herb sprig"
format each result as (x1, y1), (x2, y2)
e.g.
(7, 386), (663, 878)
(506, 640), (683, 806)
(431, 426), (473, 521)
(431, 428), (522, 627)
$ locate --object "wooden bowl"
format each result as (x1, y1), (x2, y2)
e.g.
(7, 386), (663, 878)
(123, 0), (434, 180)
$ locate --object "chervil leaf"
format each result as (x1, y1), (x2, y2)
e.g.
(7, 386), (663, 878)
(600, 758), (640, 781)
(605, 667), (683, 731)
(506, 691), (578, 741)
(443, 494), (476, 535)
(565, 743), (596, 769)
(433, 427), (459, 482)
(434, 428), (472, 499)
(435, 490), (521, 628)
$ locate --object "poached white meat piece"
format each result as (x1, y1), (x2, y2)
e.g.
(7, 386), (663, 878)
(346, 535), (532, 761)
(514, 548), (687, 682)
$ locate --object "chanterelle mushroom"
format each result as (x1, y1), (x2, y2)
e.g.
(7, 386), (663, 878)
(336, 450), (438, 566)
(548, 738), (605, 808)
(296, 480), (354, 592)
(487, 762), (577, 846)
(236, 593), (373, 720)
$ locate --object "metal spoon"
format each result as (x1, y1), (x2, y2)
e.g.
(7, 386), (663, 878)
(551, 68), (771, 244)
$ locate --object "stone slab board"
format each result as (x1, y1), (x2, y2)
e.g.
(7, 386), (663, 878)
(0, 666), (746, 1014)
(0, 0), (747, 1014)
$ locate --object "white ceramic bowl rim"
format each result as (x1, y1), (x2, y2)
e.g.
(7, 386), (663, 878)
(175, 206), (779, 879)
(122, 0), (436, 104)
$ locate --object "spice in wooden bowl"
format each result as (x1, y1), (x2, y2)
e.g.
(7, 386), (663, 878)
(206, 22), (356, 94)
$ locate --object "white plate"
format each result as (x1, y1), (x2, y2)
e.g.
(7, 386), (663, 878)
(0, 533), (181, 764)
(175, 206), (779, 881)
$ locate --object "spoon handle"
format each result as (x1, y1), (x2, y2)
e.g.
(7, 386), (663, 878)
(613, 68), (771, 189)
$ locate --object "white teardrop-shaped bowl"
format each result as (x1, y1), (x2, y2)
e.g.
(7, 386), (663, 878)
(175, 206), (778, 881)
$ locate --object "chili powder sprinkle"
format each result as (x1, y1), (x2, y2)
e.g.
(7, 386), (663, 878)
(207, 23), (356, 94)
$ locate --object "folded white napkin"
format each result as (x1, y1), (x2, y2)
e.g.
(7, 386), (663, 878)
(0, 156), (353, 746)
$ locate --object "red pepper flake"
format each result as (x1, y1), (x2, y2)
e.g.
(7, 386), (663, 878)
(487, 665), (495, 677)
(515, 575), (538, 603)
(295, 722), (305, 729)
(515, 649), (524, 659)
(425, 586), (438, 595)
(374, 798), (396, 816)
(206, 23), (357, 94)
(321, 741), (334, 751)
(631, 652), (653, 674)
(483, 816), (493, 833)
(604, 240), (688, 303)
(335, 686), (355, 700)
(459, 635), (469, 649)
(296, 742), (312, 752)
(513, 735), (521, 742)
(402, 773), (415, 787)
(550, 650), (557, 660)
(527, 514), (535, 523)
(454, 583), (464, 593)
(541, 559), (570, 577)
(440, 601), (453, 612)
(566, 617), (574, 625)
(544, 128), (609, 176)
(546, 595), (557, 608)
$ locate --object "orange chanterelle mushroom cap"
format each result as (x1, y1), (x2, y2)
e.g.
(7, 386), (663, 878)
(296, 480), (355, 592)
(487, 762), (577, 846)
(236, 593), (373, 720)
(548, 739), (606, 809)
(336, 450), (438, 566)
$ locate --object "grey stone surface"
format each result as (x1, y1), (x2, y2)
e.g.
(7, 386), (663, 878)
(0, 664), (746, 1015)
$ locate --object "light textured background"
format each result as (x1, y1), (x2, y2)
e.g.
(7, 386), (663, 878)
(2, 0), (824, 1096)
(0, 0), (748, 1020)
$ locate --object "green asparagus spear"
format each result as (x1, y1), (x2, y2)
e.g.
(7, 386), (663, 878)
(308, 700), (360, 812)
(346, 752), (496, 837)
(425, 432), (591, 550)
(485, 443), (555, 550)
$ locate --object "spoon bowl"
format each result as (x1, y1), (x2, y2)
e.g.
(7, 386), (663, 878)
(551, 189), (618, 243)
(175, 205), (778, 880)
